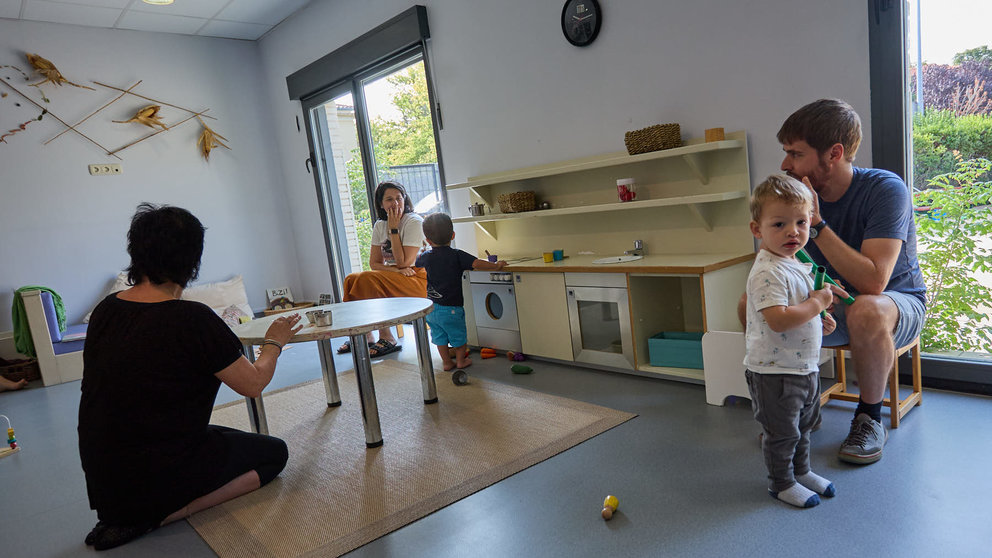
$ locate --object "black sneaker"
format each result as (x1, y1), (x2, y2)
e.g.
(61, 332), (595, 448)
(84, 521), (106, 545)
(92, 522), (157, 551)
(838, 413), (887, 464)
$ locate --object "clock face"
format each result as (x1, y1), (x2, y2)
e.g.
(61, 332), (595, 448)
(561, 0), (602, 47)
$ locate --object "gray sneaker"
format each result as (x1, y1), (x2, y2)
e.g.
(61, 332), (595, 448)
(838, 413), (887, 464)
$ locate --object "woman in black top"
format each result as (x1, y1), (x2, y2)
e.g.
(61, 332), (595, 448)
(78, 203), (301, 550)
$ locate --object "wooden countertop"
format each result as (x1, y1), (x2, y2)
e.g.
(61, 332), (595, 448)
(504, 252), (755, 274)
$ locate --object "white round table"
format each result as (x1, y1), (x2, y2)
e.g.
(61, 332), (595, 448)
(231, 297), (435, 447)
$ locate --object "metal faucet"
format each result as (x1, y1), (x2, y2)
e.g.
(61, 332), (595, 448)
(625, 239), (644, 256)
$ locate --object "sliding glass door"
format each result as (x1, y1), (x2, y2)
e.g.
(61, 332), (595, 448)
(302, 50), (445, 300)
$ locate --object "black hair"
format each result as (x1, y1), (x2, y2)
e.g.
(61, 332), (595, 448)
(373, 180), (416, 220)
(125, 202), (205, 288)
(422, 212), (454, 246)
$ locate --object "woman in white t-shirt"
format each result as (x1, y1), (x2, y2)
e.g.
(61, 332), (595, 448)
(337, 181), (427, 357)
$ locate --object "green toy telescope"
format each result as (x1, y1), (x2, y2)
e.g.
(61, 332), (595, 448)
(797, 249), (856, 305)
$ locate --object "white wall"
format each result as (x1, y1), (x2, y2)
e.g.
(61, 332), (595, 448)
(256, 0), (874, 296)
(0, 0), (875, 331)
(0, 20), (301, 331)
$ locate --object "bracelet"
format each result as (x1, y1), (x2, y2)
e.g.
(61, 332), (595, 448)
(261, 338), (283, 355)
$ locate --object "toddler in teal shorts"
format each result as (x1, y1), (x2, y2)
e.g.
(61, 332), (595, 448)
(416, 213), (506, 371)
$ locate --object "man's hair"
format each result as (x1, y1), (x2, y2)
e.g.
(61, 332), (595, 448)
(750, 174), (814, 222)
(373, 180), (416, 220)
(777, 98), (862, 162)
(125, 202), (205, 287)
(422, 212), (454, 246)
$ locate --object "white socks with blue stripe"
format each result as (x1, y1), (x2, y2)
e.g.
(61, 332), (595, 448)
(770, 483), (820, 508)
(797, 471), (836, 497)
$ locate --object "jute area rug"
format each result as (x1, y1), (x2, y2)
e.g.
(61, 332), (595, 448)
(189, 360), (636, 557)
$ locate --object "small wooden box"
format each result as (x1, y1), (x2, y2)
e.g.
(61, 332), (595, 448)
(263, 302), (315, 316)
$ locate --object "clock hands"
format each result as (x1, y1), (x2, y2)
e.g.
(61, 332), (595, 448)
(572, 14), (593, 22)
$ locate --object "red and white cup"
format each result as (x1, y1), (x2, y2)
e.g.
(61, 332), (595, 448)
(617, 178), (636, 202)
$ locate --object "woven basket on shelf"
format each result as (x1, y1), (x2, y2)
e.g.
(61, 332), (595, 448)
(0, 358), (41, 383)
(497, 191), (536, 213)
(624, 123), (682, 155)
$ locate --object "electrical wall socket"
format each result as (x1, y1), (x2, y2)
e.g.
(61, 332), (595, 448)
(88, 163), (122, 176)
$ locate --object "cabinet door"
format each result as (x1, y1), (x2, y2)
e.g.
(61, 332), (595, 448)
(515, 272), (573, 361)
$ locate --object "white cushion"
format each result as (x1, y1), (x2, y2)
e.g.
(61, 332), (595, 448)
(84, 273), (253, 323)
(182, 275), (253, 319)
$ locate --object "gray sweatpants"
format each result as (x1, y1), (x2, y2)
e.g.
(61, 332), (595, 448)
(745, 370), (821, 492)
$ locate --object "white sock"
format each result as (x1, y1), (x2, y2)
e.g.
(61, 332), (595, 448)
(770, 483), (820, 508)
(797, 471), (836, 497)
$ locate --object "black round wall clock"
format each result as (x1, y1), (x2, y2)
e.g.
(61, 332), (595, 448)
(561, 0), (602, 47)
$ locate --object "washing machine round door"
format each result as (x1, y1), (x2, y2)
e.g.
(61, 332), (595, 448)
(471, 284), (518, 330)
(485, 291), (504, 320)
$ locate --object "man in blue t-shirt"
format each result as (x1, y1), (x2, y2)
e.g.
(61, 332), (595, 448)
(416, 213), (507, 372)
(740, 99), (926, 466)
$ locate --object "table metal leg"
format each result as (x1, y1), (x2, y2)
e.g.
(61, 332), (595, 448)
(316, 338), (342, 407)
(413, 317), (438, 404)
(242, 343), (268, 435)
(350, 333), (383, 448)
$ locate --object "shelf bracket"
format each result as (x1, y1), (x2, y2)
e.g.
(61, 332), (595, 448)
(681, 153), (710, 185)
(474, 221), (497, 240)
(687, 203), (714, 231)
(469, 186), (493, 208)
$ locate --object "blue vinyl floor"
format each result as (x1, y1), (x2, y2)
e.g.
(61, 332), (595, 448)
(1, 333), (991, 557)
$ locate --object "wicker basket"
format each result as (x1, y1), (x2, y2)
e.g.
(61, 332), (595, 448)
(0, 358), (41, 383)
(497, 191), (536, 213)
(624, 123), (682, 155)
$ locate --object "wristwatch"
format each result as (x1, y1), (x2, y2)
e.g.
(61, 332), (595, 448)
(390, 228), (400, 235)
(810, 219), (827, 239)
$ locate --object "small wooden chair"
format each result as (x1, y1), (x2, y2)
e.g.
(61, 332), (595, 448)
(819, 337), (922, 428)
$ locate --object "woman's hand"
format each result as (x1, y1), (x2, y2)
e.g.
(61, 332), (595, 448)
(386, 205), (403, 230)
(264, 313), (303, 346)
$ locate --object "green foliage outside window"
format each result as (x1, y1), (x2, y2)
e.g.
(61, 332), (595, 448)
(953, 45), (992, 65)
(913, 158), (992, 354)
(912, 110), (992, 190)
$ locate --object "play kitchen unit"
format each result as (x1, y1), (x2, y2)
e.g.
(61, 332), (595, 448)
(453, 130), (754, 384)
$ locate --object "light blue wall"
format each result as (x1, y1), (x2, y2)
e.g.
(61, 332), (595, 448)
(256, 0), (873, 298)
(0, 20), (301, 331)
(0, 0), (873, 333)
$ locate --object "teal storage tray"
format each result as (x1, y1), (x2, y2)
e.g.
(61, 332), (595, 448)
(648, 331), (704, 369)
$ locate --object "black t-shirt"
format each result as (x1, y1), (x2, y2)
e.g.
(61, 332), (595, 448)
(415, 246), (477, 306)
(78, 294), (243, 522)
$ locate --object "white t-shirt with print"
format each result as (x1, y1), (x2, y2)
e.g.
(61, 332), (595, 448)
(744, 249), (822, 374)
(370, 212), (425, 266)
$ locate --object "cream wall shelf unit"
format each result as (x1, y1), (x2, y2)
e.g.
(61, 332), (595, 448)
(452, 191), (747, 238)
(447, 130), (753, 252)
(447, 137), (744, 193)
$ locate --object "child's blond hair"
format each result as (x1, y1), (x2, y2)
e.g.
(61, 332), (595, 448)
(750, 174), (814, 222)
